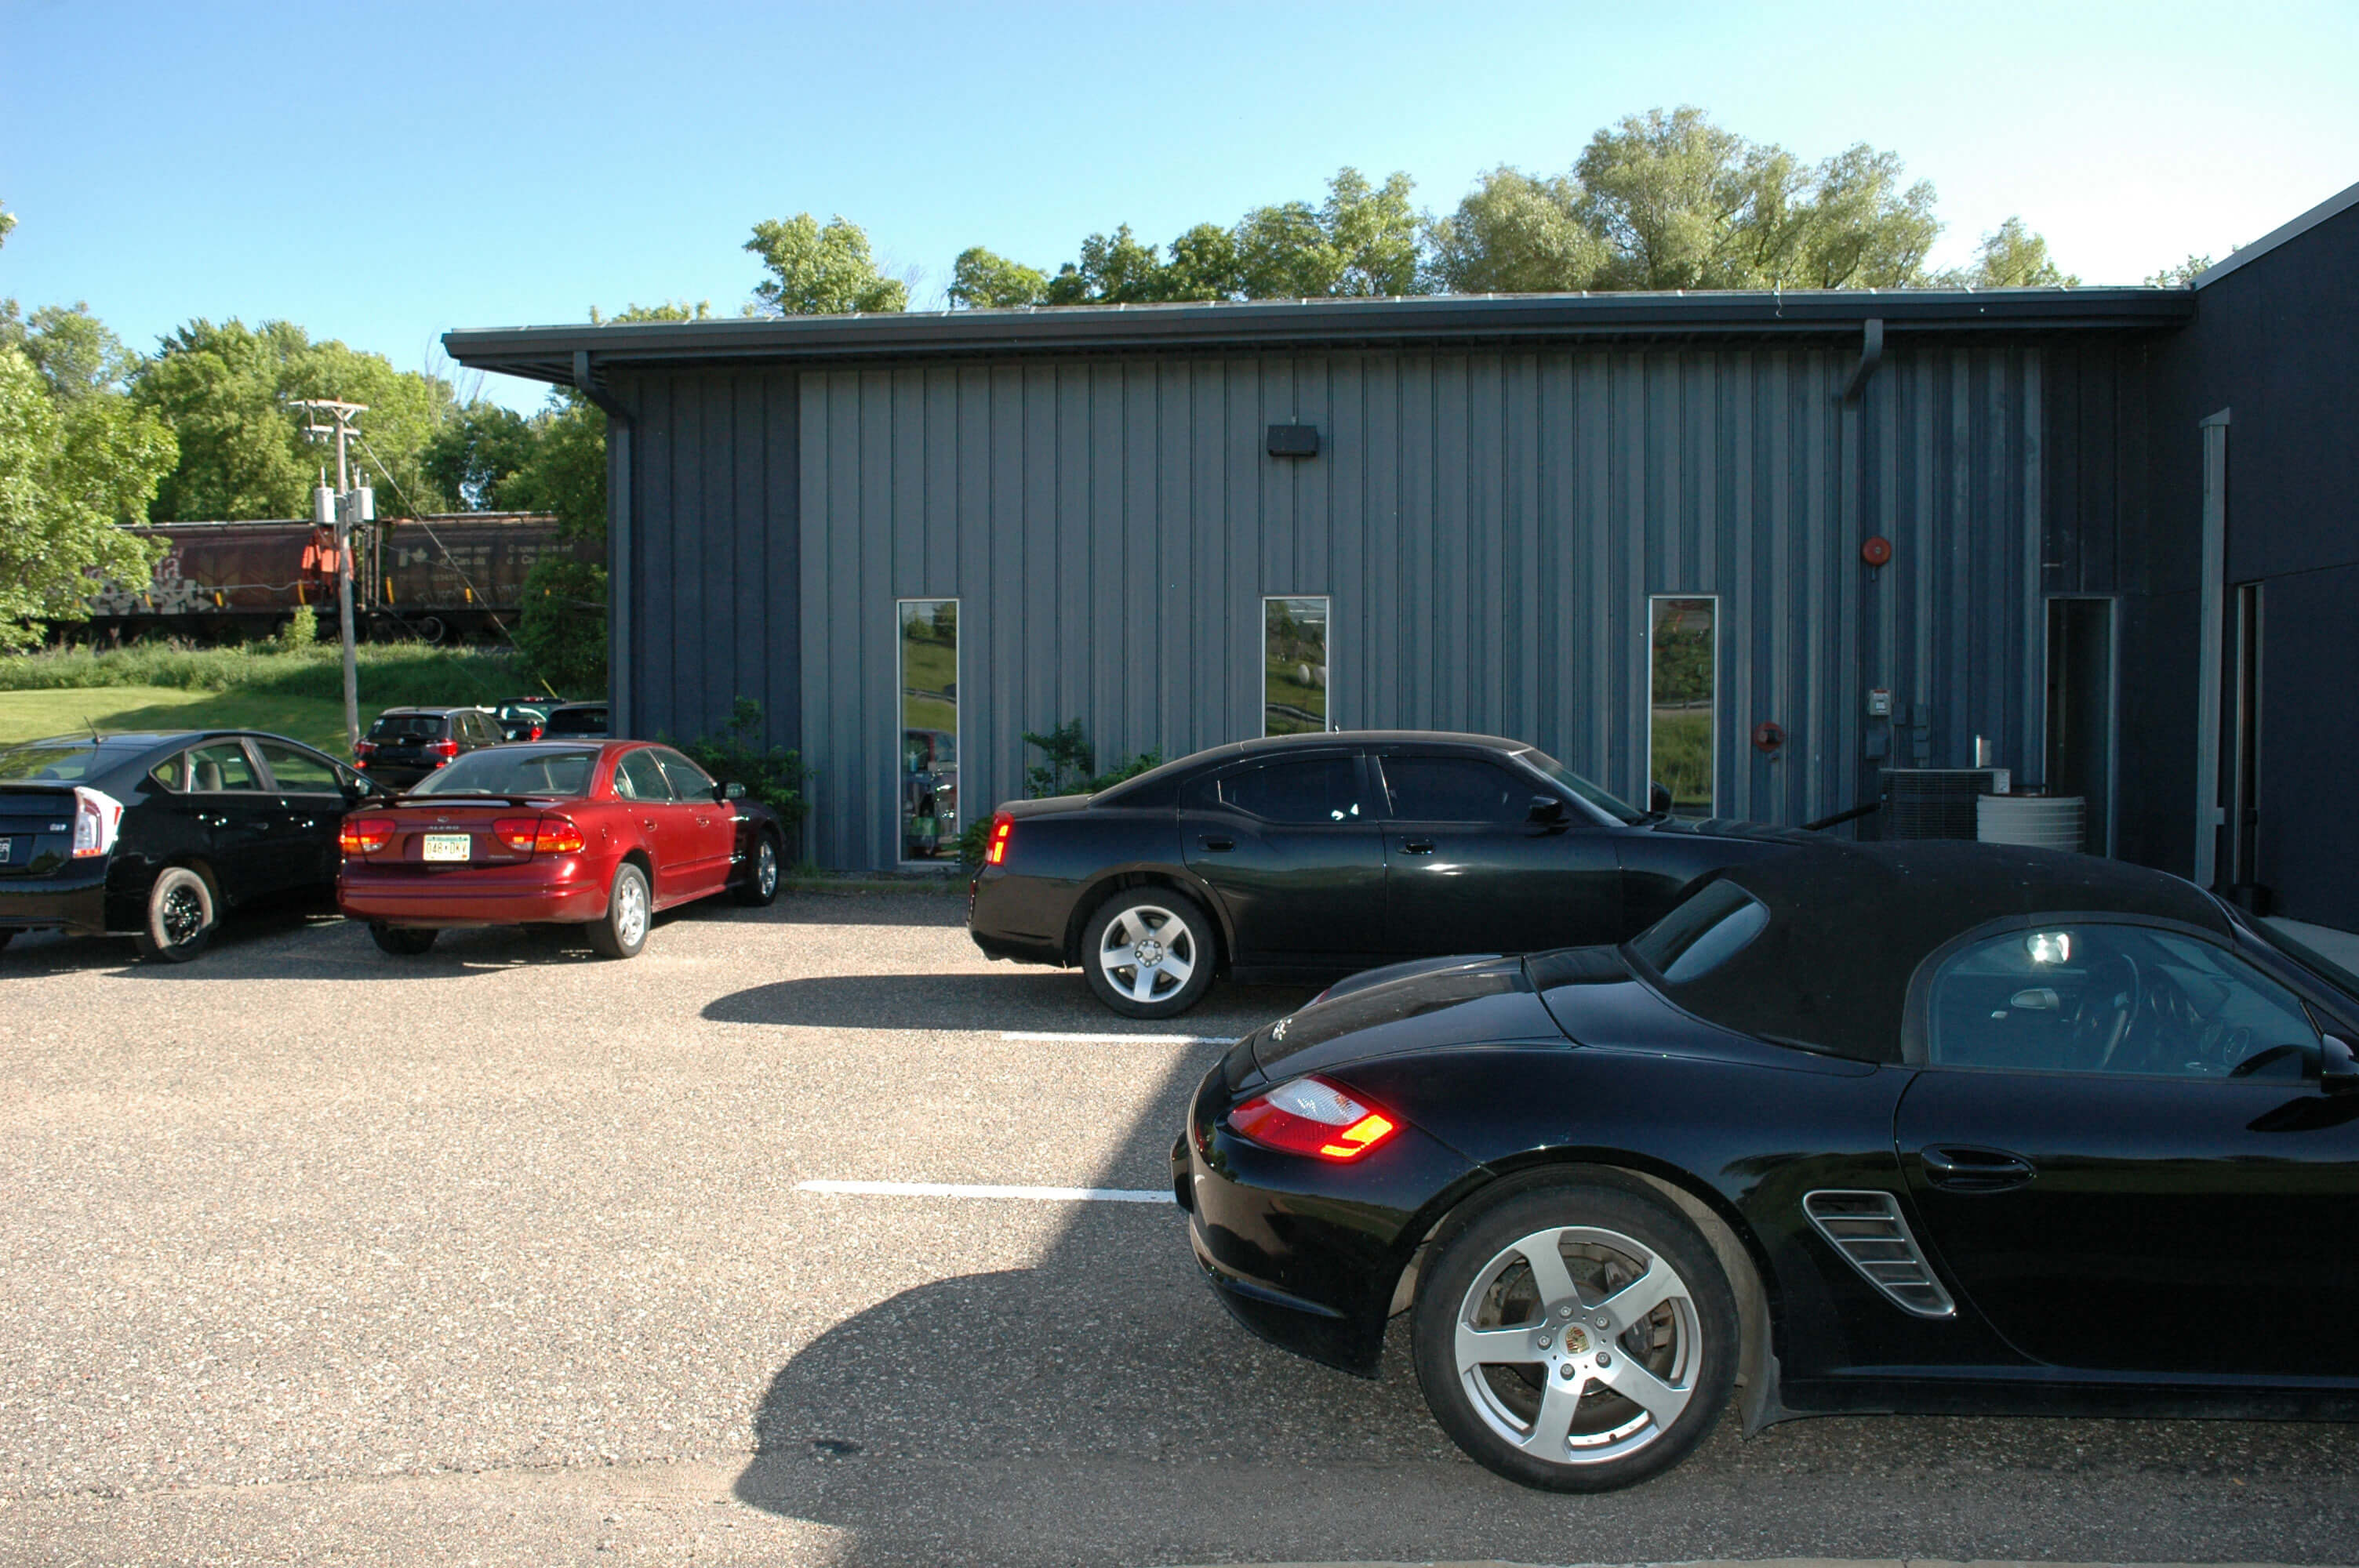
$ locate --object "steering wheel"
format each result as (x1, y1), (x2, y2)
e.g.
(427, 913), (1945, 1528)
(2091, 949), (2144, 1071)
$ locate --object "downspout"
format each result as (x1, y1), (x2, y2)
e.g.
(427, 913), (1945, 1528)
(1841, 317), (1884, 405)
(572, 351), (633, 739)
(1841, 318), (1885, 836)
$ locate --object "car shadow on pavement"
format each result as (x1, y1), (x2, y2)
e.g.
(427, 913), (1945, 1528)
(703, 972), (1314, 1035)
(727, 1047), (2359, 1567)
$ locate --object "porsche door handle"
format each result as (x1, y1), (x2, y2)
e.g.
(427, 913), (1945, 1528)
(1919, 1145), (2037, 1192)
(1198, 836), (1234, 852)
(1399, 838), (1437, 855)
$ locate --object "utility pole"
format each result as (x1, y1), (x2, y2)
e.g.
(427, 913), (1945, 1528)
(297, 398), (371, 753)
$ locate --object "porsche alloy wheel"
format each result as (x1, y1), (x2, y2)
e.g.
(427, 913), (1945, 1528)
(1083, 891), (1214, 1018)
(1413, 1181), (1736, 1491)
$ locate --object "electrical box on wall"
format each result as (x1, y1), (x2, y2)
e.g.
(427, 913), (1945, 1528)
(1866, 688), (1892, 717)
(1266, 423), (1320, 458)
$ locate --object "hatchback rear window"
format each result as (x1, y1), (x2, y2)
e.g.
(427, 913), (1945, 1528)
(545, 707), (608, 735)
(0, 740), (105, 782)
(411, 748), (598, 797)
(367, 715), (443, 740)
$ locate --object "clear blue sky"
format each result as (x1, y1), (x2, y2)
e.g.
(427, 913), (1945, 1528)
(5, 0), (2354, 413)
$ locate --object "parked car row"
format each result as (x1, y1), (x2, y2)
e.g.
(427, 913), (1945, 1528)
(12, 717), (2359, 1500)
(0, 713), (773, 962)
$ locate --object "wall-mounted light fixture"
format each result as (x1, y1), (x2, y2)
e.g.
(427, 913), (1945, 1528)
(1267, 423), (1320, 459)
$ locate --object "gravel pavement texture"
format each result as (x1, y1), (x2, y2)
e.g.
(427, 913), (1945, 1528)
(2, 890), (2357, 1565)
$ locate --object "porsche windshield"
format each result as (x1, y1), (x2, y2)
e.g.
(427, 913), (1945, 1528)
(411, 748), (598, 797)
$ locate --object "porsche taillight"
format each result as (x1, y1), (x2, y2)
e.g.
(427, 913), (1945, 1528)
(1228, 1076), (1399, 1163)
(340, 816), (395, 855)
(984, 811), (1015, 866)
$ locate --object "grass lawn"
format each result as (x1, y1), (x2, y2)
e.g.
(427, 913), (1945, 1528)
(0, 687), (358, 755)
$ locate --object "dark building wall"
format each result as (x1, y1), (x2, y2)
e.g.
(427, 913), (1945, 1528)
(2124, 197), (2359, 924)
(791, 343), (2052, 872)
(611, 368), (802, 761)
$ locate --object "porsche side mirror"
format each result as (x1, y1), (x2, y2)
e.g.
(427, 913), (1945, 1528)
(718, 780), (745, 802)
(1525, 795), (1568, 828)
(2321, 1035), (2359, 1095)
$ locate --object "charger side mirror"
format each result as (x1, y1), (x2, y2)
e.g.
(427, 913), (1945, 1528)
(1525, 795), (1567, 827)
(2321, 1035), (2359, 1095)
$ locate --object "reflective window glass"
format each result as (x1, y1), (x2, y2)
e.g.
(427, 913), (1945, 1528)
(1218, 757), (1364, 824)
(1263, 596), (1329, 736)
(900, 599), (958, 861)
(1927, 924), (2322, 1080)
(655, 748), (716, 801)
(612, 749), (674, 802)
(256, 742), (340, 793)
(187, 742), (260, 793)
(1648, 596), (1716, 818)
(1381, 757), (1524, 823)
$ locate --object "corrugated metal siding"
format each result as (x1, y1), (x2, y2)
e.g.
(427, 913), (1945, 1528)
(792, 346), (2049, 871)
(617, 368), (801, 760)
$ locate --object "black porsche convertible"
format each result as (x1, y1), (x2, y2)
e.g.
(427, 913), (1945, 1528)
(1176, 839), (2359, 1491)
(969, 729), (1805, 1018)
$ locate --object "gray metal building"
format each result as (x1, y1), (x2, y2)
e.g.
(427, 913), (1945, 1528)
(447, 191), (2354, 925)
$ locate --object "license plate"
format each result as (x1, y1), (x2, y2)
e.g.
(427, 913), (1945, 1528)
(0, 837), (11, 864)
(421, 833), (472, 862)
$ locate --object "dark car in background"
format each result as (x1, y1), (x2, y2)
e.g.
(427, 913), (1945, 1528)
(0, 730), (384, 961)
(1177, 840), (2359, 1493)
(493, 699), (554, 742)
(969, 730), (1804, 1018)
(354, 706), (506, 789)
(540, 702), (609, 740)
(336, 740), (783, 958)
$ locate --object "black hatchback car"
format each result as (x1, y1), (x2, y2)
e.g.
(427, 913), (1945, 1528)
(354, 706), (506, 789)
(969, 730), (1804, 1018)
(0, 730), (385, 961)
(1179, 840), (2359, 1492)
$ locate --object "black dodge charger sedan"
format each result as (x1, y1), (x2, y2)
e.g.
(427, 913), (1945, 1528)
(1176, 839), (2359, 1491)
(968, 729), (1804, 1018)
(0, 729), (383, 961)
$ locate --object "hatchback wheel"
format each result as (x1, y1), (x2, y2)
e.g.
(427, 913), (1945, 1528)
(731, 832), (781, 906)
(590, 862), (652, 959)
(1081, 889), (1215, 1018)
(369, 922), (438, 956)
(1412, 1181), (1736, 1492)
(133, 866), (218, 964)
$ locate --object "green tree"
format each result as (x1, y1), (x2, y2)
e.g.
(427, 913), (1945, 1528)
(0, 344), (176, 648)
(2145, 252), (2219, 288)
(1790, 145), (1941, 288)
(503, 393), (606, 540)
(1043, 224), (1166, 305)
(422, 400), (536, 510)
(1941, 216), (2078, 288)
(948, 247), (1049, 309)
(133, 318), (456, 521)
(1425, 168), (1605, 294)
(1158, 222), (1243, 302)
(0, 302), (135, 402)
(514, 555), (607, 694)
(745, 213), (908, 315)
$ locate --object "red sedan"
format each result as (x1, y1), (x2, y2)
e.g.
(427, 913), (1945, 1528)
(336, 740), (785, 957)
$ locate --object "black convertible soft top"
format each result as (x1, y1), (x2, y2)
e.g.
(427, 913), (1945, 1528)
(1649, 841), (2230, 1063)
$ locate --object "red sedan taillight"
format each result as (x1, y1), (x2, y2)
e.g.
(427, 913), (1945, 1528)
(493, 815), (586, 855)
(1229, 1076), (1400, 1163)
(340, 817), (395, 855)
(984, 811), (1014, 866)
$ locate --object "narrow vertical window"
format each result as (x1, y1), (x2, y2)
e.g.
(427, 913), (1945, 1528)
(1263, 596), (1330, 737)
(1648, 595), (1717, 819)
(898, 598), (958, 862)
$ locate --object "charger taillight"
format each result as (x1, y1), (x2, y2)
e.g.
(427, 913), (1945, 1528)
(1229, 1076), (1399, 1163)
(984, 811), (1015, 866)
(340, 817), (394, 855)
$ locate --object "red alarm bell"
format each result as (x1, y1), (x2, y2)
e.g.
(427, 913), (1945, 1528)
(1752, 720), (1786, 753)
(1861, 535), (1893, 568)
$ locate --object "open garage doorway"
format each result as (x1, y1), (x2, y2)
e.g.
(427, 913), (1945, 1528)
(2045, 597), (2117, 857)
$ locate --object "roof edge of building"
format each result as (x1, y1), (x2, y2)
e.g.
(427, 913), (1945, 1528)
(444, 287), (2193, 385)
(2190, 176), (2359, 290)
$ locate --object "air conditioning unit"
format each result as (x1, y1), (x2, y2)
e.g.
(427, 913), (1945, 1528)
(1881, 768), (2011, 840)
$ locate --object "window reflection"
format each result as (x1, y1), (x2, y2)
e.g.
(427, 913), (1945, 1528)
(900, 599), (959, 860)
(1263, 596), (1329, 737)
(1649, 596), (1716, 818)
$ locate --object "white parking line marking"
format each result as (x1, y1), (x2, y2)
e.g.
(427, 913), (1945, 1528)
(797, 1180), (1172, 1204)
(998, 1030), (1240, 1045)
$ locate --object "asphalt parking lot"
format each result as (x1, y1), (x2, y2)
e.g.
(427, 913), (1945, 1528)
(4, 891), (2357, 1566)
